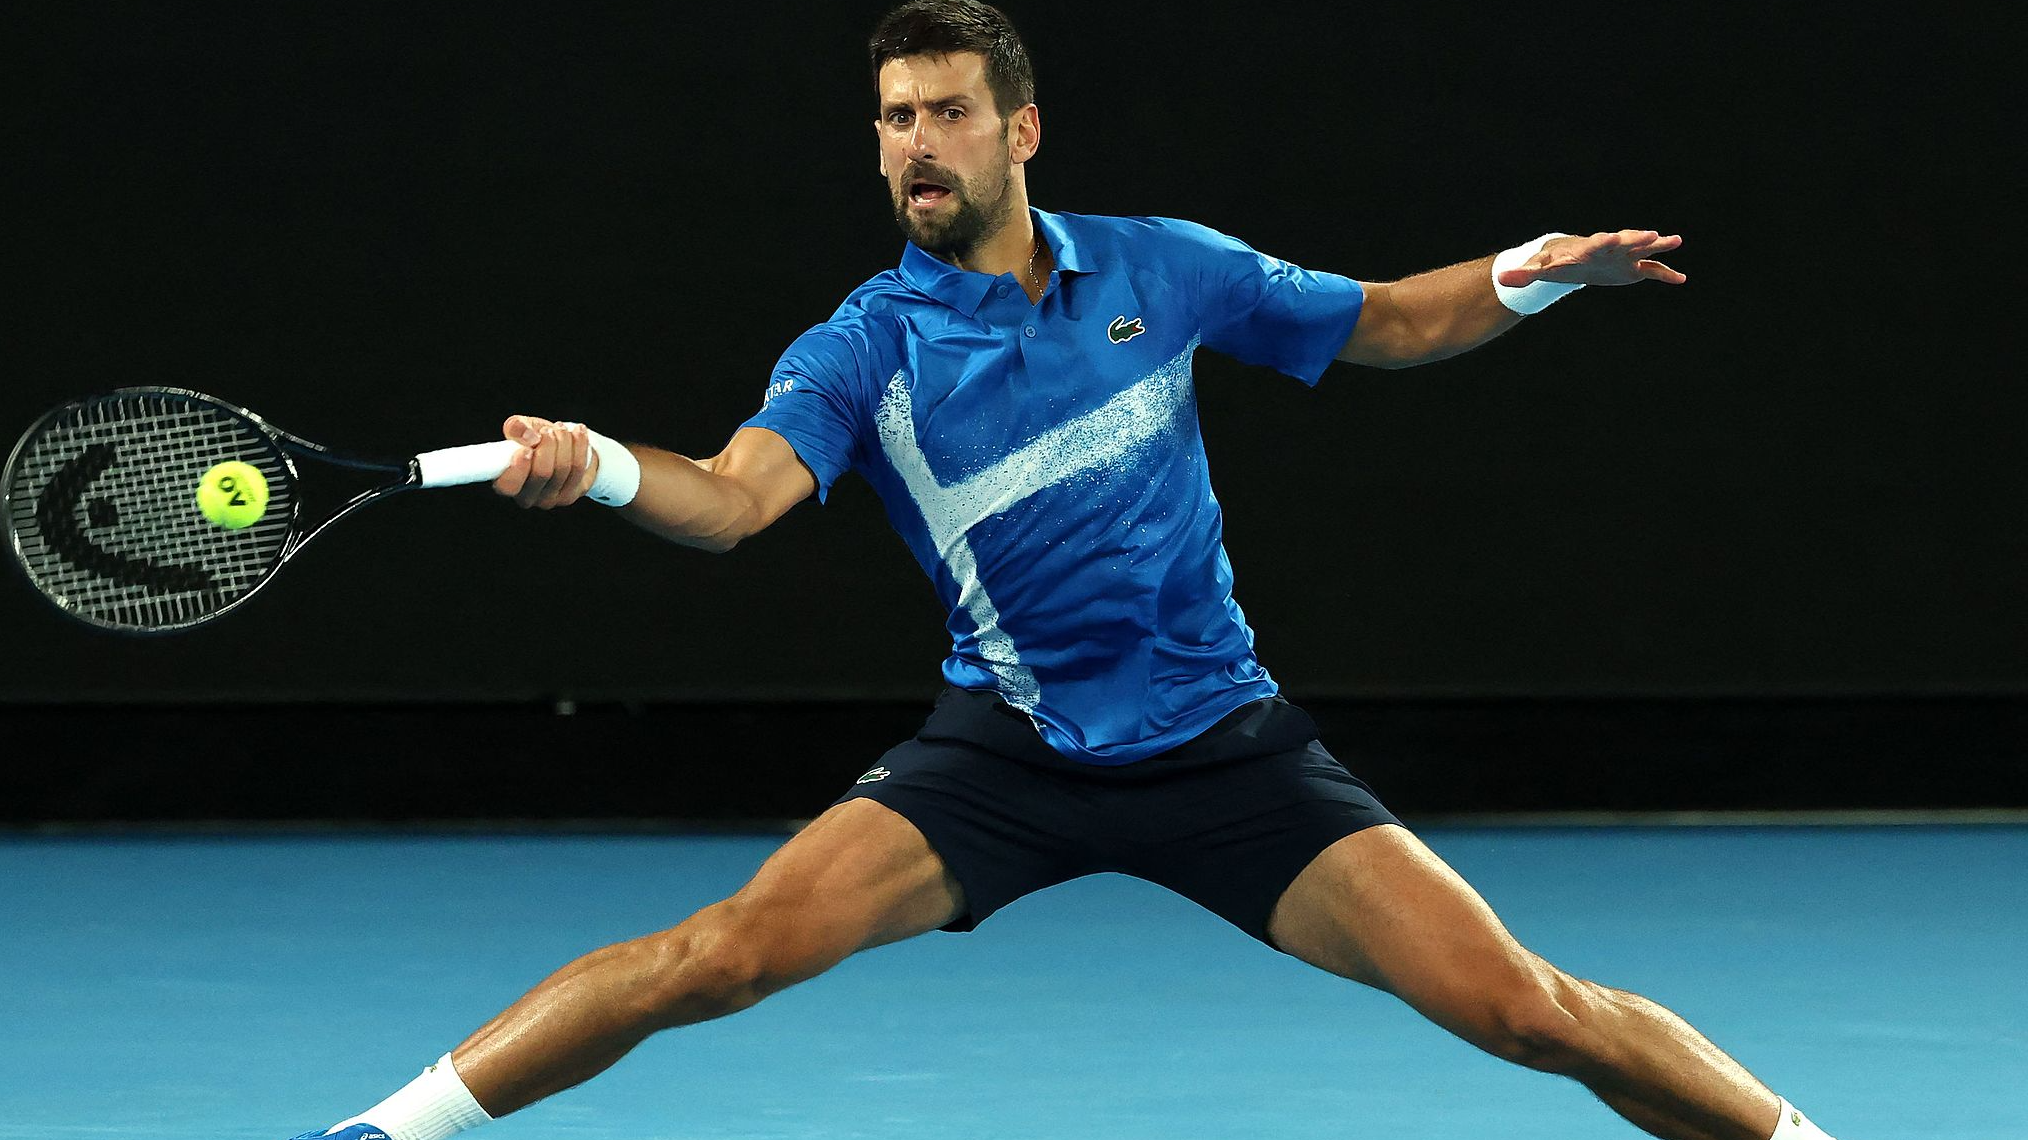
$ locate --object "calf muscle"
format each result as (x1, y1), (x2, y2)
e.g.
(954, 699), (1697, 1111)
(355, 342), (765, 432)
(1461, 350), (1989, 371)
(447, 801), (961, 1117)
(1269, 827), (1779, 1140)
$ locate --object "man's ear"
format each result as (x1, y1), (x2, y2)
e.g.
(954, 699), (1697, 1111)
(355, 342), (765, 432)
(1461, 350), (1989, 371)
(1009, 103), (1041, 164)
(876, 122), (888, 177)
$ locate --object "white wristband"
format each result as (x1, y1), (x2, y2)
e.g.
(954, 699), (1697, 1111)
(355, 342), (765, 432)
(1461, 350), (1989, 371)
(584, 428), (641, 507)
(1492, 232), (1584, 315)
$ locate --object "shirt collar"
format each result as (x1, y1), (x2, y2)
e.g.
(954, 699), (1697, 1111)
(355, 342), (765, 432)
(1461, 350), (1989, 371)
(899, 207), (1093, 316)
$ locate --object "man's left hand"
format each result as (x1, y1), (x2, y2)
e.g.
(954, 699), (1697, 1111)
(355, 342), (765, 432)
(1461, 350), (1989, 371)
(1496, 230), (1686, 287)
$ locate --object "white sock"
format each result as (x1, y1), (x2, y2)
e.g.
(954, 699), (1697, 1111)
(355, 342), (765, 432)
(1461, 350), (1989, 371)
(329, 1053), (493, 1140)
(1769, 1097), (1836, 1140)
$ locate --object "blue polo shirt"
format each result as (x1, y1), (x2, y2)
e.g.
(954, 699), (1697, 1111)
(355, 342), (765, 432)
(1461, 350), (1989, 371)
(745, 208), (1363, 764)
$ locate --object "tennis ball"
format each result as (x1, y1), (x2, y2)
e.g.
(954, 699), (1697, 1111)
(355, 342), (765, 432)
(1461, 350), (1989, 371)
(195, 461), (270, 529)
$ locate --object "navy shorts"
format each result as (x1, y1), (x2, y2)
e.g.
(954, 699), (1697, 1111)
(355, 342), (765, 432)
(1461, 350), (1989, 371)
(834, 687), (1402, 946)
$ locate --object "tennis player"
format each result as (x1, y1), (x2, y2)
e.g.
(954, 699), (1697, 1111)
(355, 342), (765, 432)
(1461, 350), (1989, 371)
(291, 4), (1838, 1139)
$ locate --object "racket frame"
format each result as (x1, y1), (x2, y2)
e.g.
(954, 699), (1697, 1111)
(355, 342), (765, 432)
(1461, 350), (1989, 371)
(5, 386), (426, 634)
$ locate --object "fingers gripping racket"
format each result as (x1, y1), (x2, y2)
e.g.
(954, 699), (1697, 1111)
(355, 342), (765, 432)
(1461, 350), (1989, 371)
(4, 387), (522, 634)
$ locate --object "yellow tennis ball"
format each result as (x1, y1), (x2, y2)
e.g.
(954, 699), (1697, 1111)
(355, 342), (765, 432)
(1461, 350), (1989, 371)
(195, 461), (270, 529)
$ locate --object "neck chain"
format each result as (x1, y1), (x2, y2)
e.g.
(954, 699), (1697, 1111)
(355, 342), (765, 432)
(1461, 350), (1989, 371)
(1025, 237), (1042, 291)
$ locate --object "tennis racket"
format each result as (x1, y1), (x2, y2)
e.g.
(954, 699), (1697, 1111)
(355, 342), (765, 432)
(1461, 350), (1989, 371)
(4, 386), (523, 634)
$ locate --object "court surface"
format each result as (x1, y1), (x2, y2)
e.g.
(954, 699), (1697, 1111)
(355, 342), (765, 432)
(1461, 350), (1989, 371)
(3, 824), (2022, 1139)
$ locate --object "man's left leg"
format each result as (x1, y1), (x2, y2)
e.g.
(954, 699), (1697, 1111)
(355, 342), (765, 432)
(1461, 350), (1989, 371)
(1266, 824), (1828, 1140)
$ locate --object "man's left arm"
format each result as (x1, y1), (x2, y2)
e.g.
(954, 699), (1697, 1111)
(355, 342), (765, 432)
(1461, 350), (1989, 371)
(1336, 230), (1686, 370)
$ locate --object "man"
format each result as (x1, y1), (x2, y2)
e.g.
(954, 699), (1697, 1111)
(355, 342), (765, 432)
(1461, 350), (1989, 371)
(290, 3), (1839, 1139)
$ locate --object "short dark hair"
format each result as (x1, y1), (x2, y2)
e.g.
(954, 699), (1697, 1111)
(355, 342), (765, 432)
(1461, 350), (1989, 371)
(869, 0), (1035, 120)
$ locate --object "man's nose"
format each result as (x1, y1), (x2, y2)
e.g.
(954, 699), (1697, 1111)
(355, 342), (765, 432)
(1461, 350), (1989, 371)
(906, 117), (933, 160)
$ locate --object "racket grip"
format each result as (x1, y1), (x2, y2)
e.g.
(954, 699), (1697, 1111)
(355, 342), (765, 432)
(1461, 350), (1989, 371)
(415, 440), (520, 487)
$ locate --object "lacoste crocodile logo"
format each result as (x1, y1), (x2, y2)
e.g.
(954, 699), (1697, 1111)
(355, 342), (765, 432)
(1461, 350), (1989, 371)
(1107, 315), (1146, 345)
(856, 766), (891, 785)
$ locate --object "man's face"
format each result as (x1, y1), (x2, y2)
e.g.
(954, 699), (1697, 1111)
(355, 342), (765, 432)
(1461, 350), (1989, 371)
(875, 52), (1031, 259)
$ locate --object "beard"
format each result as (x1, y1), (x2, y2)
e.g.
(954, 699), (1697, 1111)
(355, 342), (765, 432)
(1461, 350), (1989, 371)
(890, 157), (1016, 261)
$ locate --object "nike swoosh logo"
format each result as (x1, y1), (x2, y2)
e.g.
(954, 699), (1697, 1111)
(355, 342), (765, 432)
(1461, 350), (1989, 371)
(875, 337), (1199, 713)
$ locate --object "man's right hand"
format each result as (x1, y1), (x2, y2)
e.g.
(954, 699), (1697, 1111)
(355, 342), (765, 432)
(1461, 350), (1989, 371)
(491, 415), (602, 509)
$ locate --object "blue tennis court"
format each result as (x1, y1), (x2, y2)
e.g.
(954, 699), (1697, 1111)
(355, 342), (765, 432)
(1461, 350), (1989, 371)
(3, 823), (2022, 1139)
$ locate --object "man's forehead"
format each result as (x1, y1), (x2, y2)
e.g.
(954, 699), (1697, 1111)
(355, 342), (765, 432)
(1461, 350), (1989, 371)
(876, 51), (991, 104)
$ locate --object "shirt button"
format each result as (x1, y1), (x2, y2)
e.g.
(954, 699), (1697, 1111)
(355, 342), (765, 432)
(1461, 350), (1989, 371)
(996, 284), (1010, 297)
(1024, 326), (1036, 338)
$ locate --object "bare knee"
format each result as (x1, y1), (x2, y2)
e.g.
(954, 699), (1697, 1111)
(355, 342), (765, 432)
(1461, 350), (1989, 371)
(627, 899), (848, 1028)
(1467, 965), (1621, 1077)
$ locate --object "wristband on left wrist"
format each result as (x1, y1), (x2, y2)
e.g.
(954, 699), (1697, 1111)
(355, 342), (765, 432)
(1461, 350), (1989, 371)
(1492, 232), (1584, 315)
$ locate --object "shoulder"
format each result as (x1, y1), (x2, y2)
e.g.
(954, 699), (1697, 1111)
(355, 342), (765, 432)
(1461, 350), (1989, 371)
(1057, 212), (1244, 258)
(1051, 212), (1264, 294)
(775, 272), (912, 387)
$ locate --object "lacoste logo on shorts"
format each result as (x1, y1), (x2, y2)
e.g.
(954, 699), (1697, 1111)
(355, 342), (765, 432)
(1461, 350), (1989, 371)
(1107, 315), (1146, 344)
(856, 766), (891, 784)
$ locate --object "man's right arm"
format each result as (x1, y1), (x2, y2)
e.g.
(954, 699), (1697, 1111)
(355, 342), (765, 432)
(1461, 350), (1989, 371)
(492, 418), (816, 553)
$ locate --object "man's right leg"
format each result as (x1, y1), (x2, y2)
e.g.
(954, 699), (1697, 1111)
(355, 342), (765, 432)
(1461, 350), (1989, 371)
(328, 798), (962, 1130)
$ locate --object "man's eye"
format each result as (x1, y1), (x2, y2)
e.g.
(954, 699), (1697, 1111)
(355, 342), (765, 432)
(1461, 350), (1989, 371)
(888, 112), (912, 126)
(941, 107), (963, 120)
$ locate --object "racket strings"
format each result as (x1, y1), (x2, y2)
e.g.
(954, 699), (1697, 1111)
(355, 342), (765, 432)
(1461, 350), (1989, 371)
(33, 442), (219, 595)
(7, 392), (296, 630)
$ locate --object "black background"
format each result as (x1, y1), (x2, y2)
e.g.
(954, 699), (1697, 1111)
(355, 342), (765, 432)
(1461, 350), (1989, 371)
(4, 4), (2018, 818)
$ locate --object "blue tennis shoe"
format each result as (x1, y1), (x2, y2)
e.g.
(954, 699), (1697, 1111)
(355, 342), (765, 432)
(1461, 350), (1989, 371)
(287, 1127), (389, 1140)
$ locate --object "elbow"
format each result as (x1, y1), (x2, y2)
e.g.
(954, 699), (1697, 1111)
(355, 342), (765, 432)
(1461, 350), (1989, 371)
(1381, 327), (1464, 369)
(671, 520), (747, 554)
(636, 483), (766, 554)
(1386, 351), (1451, 370)
(1341, 293), (1443, 369)
(1388, 318), (1455, 368)
(630, 460), (797, 554)
(690, 500), (767, 554)
(635, 515), (748, 554)
(1352, 340), (1437, 370)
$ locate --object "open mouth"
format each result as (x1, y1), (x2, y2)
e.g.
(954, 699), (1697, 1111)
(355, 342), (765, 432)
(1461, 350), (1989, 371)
(907, 180), (952, 208)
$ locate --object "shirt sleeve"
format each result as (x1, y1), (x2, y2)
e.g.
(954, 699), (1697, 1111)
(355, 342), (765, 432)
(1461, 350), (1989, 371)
(740, 324), (877, 503)
(1151, 217), (1365, 386)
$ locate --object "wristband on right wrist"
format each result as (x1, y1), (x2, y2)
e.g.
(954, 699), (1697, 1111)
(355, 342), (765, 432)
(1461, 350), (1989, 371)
(1492, 232), (1584, 314)
(582, 428), (641, 508)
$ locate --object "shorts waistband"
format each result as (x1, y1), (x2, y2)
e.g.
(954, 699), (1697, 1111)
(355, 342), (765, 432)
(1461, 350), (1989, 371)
(918, 687), (1320, 780)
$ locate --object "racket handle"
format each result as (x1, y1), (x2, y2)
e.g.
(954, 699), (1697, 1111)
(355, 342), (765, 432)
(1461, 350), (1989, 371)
(415, 440), (520, 487)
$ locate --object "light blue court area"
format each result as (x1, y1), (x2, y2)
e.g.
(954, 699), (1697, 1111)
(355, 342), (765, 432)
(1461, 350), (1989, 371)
(2, 826), (2024, 1140)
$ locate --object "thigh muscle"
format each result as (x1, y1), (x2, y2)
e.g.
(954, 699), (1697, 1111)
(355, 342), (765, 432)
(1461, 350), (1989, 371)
(1266, 825), (1560, 1024)
(724, 797), (966, 963)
